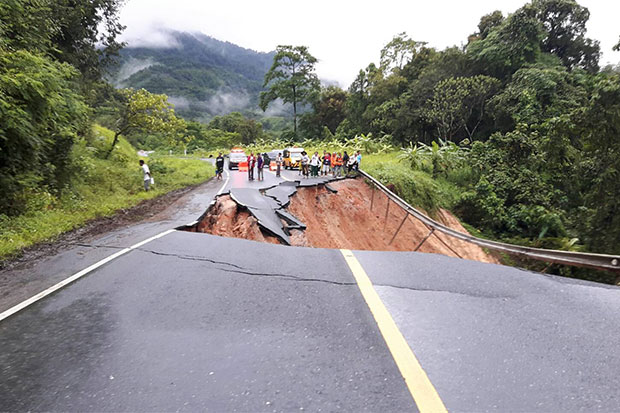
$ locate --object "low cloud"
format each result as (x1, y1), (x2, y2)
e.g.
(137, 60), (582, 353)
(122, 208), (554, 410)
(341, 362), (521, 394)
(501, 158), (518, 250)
(205, 91), (251, 115)
(263, 98), (291, 117)
(167, 96), (192, 110)
(123, 28), (182, 49)
(115, 57), (156, 84)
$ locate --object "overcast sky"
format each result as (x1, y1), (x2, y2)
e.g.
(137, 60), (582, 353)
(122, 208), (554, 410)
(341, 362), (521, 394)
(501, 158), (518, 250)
(119, 0), (620, 87)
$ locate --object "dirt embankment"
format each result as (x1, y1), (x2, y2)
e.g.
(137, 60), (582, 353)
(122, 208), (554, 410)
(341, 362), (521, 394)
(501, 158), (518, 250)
(193, 179), (498, 265)
(287, 179), (498, 264)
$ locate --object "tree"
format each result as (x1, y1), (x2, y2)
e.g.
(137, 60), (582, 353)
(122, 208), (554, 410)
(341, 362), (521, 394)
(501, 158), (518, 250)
(0, 0), (55, 53)
(0, 49), (88, 214)
(573, 74), (620, 254)
(614, 37), (620, 51)
(477, 11), (505, 40)
(467, 7), (544, 80)
(380, 32), (426, 75)
(300, 86), (348, 138)
(347, 63), (381, 133)
(0, 0), (125, 84)
(424, 76), (501, 140)
(208, 112), (264, 145)
(49, 0), (126, 84)
(107, 89), (185, 158)
(259, 45), (320, 136)
(531, 0), (600, 72)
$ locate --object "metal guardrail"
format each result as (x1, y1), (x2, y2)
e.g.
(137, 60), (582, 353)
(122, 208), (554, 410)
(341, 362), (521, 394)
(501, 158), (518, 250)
(359, 170), (620, 273)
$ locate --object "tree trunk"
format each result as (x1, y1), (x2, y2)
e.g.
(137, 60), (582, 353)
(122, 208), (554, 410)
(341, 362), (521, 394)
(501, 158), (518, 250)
(105, 131), (121, 159)
(292, 85), (297, 136)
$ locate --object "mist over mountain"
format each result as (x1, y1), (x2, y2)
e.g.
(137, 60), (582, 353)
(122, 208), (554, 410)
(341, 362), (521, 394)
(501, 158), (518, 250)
(112, 30), (277, 121)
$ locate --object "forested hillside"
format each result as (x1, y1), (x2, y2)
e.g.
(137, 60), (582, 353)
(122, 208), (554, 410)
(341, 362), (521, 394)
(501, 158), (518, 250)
(0, 0), (213, 259)
(277, 0), (620, 266)
(112, 31), (276, 120)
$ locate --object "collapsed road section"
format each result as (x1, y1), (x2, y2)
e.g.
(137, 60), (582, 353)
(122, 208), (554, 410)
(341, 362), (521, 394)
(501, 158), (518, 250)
(183, 177), (339, 245)
(183, 176), (498, 264)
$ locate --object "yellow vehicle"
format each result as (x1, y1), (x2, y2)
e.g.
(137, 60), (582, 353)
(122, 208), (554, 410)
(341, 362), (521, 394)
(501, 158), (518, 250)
(283, 147), (305, 169)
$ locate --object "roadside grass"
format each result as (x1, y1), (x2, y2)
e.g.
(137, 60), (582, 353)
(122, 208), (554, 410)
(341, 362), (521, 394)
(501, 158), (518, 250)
(0, 125), (214, 260)
(362, 153), (462, 216)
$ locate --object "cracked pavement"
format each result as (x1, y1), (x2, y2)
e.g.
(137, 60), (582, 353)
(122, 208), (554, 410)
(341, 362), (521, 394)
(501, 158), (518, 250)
(2, 164), (620, 411)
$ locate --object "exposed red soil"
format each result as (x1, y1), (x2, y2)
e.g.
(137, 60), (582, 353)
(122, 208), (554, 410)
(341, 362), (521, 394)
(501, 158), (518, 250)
(193, 179), (498, 265)
(189, 195), (280, 244)
(287, 179), (499, 264)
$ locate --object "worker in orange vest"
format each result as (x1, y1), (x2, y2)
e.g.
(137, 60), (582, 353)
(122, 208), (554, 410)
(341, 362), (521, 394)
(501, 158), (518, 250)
(333, 152), (343, 177)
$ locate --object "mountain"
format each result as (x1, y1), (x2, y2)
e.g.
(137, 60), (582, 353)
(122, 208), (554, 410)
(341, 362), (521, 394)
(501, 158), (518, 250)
(112, 30), (276, 121)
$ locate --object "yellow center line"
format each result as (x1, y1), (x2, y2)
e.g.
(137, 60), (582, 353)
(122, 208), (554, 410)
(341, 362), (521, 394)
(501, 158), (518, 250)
(340, 249), (448, 413)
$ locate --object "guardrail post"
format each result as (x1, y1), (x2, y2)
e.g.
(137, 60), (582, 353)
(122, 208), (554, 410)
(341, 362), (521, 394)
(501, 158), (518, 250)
(414, 228), (435, 251)
(433, 232), (463, 259)
(370, 184), (375, 211)
(389, 212), (409, 245)
(384, 197), (390, 230)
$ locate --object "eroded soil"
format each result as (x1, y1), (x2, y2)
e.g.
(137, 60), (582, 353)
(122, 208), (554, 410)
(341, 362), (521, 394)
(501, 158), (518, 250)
(194, 178), (498, 264)
(187, 195), (280, 244)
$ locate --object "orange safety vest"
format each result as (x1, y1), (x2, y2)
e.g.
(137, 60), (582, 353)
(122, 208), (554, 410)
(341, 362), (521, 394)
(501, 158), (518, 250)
(334, 155), (343, 166)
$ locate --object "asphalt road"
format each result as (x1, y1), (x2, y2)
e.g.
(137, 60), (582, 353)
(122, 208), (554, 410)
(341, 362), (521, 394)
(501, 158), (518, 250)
(1, 163), (620, 412)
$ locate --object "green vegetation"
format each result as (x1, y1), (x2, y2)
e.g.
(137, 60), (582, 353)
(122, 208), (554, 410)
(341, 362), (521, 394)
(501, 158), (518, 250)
(0, 1), (213, 260)
(279, 1), (620, 269)
(0, 125), (213, 259)
(259, 46), (320, 135)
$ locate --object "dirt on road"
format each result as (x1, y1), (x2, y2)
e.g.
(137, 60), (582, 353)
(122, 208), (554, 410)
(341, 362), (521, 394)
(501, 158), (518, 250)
(194, 178), (498, 264)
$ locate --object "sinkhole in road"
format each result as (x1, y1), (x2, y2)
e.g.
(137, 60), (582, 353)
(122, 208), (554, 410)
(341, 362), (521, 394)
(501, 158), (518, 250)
(183, 177), (497, 263)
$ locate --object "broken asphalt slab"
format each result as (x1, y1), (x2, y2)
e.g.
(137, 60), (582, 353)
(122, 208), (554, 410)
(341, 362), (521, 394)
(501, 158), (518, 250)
(223, 177), (347, 246)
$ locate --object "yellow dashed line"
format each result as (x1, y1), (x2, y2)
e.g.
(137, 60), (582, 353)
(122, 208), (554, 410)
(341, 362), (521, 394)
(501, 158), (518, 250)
(340, 249), (448, 413)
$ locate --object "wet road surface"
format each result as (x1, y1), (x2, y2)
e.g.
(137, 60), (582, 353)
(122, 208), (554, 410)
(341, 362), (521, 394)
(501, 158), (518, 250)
(2, 163), (620, 411)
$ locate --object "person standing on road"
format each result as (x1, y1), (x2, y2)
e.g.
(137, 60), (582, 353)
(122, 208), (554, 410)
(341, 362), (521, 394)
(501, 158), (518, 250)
(215, 153), (224, 180)
(356, 150), (362, 171)
(333, 152), (343, 177)
(347, 153), (357, 174)
(139, 160), (151, 191)
(257, 153), (264, 181)
(301, 151), (310, 178)
(310, 152), (320, 177)
(321, 151), (331, 176)
(247, 153), (255, 181)
(342, 151), (349, 174)
(275, 152), (283, 177)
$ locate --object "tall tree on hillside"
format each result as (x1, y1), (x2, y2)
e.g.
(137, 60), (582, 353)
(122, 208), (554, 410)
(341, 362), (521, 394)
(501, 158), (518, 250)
(380, 32), (426, 75)
(347, 63), (381, 133)
(467, 7), (544, 80)
(477, 11), (505, 40)
(259, 45), (320, 135)
(425, 75), (501, 140)
(50, 0), (126, 84)
(531, 0), (600, 72)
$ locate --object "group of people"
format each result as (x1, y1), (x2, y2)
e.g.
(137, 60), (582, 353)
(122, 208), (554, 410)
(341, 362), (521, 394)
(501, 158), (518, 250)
(245, 153), (265, 181)
(212, 149), (363, 183)
(301, 150), (361, 178)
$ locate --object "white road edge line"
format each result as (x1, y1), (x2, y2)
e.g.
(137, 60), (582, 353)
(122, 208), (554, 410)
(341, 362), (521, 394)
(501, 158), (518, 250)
(0, 229), (176, 323)
(217, 165), (230, 195)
